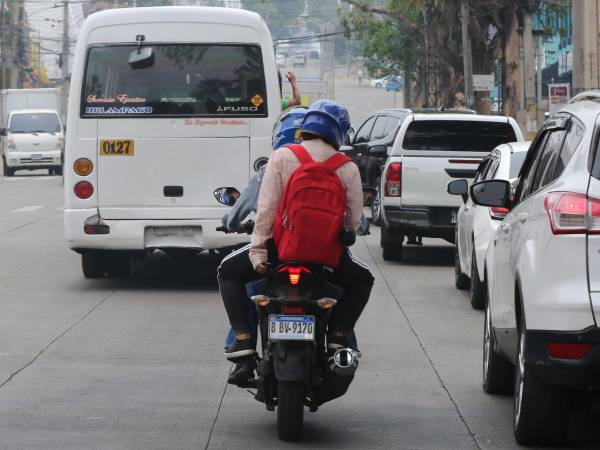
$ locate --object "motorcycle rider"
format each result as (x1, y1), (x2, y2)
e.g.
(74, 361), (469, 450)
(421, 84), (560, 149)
(218, 99), (374, 368)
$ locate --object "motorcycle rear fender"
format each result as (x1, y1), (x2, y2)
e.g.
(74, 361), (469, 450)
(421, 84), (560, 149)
(272, 341), (314, 382)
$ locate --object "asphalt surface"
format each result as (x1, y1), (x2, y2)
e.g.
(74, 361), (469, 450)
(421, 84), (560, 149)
(1, 76), (599, 449)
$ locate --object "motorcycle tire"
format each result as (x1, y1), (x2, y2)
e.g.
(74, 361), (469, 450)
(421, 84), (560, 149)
(277, 380), (305, 441)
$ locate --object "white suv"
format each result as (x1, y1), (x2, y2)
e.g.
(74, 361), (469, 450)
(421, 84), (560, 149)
(470, 99), (599, 445)
(380, 112), (523, 260)
(448, 141), (529, 309)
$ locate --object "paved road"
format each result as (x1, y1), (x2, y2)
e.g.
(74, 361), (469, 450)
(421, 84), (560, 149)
(1, 171), (599, 449)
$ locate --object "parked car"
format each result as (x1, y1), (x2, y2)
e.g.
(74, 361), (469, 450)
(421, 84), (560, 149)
(369, 75), (394, 89)
(448, 141), (530, 309)
(385, 76), (403, 92)
(341, 109), (411, 224)
(292, 52), (306, 68)
(379, 112), (523, 261)
(471, 96), (600, 446)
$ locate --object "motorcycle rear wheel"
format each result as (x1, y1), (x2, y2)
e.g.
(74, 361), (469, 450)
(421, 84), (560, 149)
(277, 380), (305, 441)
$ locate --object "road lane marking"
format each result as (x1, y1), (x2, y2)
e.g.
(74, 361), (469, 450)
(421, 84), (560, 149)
(11, 205), (44, 213)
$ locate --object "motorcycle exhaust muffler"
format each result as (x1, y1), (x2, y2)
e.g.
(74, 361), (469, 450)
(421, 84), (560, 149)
(329, 348), (359, 377)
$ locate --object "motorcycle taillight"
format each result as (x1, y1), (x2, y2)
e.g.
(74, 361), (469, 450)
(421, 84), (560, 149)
(278, 265), (311, 286)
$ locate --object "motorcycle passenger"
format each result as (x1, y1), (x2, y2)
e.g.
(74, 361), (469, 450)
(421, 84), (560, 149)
(217, 99), (374, 367)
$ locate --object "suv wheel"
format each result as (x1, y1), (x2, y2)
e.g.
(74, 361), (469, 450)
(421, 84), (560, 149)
(513, 315), (571, 445)
(3, 158), (14, 177)
(371, 178), (382, 226)
(454, 243), (469, 290)
(381, 225), (403, 261)
(470, 246), (485, 309)
(482, 296), (513, 394)
(82, 252), (107, 278)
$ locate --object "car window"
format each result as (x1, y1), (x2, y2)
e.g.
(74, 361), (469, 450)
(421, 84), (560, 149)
(551, 118), (584, 179)
(518, 131), (550, 201)
(529, 128), (567, 193)
(354, 116), (376, 144)
(509, 152), (528, 178)
(370, 116), (388, 141)
(402, 120), (517, 151)
(9, 113), (61, 133)
(384, 116), (401, 136)
(474, 158), (491, 182)
(484, 157), (500, 181)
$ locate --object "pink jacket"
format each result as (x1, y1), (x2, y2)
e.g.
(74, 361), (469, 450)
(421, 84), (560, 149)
(249, 139), (363, 269)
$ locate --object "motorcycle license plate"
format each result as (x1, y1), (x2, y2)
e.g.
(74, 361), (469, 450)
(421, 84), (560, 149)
(268, 315), (315, 341)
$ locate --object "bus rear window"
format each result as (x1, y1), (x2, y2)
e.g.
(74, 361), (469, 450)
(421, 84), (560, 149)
(82, 44), (268, 118)
(403, 120), (517, 152)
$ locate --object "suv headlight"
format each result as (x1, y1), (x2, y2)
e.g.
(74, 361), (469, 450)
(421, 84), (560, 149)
(7, 137), (16, 150)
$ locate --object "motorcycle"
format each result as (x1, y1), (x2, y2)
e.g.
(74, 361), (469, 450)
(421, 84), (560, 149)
(214, 187), (359, 441)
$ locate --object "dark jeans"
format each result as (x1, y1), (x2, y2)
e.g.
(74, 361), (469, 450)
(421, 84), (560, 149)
(217, 241), (374, 336)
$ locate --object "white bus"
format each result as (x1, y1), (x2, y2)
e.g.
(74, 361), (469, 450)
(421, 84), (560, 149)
(64, 7), (280, 278)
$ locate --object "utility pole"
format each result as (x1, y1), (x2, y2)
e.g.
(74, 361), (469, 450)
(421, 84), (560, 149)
(460, 0), (474, 109)
(61, 1), (69, 82)
(13, 0), (25, 87)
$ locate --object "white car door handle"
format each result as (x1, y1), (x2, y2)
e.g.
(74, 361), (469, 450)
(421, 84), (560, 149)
(517, 213), (529, 223)
(501, 223), (510, 233)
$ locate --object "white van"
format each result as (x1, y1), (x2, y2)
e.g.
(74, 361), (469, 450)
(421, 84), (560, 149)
(2, 109), (64, 176)
(64, 7), (280, 278)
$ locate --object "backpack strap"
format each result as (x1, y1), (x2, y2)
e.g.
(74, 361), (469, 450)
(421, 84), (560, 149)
(322, 153), (352, 172)
(285, 144), (313, 164)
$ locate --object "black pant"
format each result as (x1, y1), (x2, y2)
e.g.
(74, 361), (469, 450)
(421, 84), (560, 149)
(217, 241), (374, 335)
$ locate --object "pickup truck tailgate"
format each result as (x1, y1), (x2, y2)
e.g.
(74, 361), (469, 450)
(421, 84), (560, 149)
(401, 152), (485, 207)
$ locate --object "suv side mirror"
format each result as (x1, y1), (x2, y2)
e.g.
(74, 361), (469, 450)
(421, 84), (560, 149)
(214, 187), (241, 206)
(447, 179), (468, 204)
(470, 180), (510, 208)
(369, 145), (387, 157)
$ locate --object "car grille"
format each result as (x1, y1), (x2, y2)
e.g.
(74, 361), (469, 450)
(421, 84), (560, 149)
(20, 157), (54, 164)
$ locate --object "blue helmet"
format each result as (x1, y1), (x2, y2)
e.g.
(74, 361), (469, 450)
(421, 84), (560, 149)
(272, 107), (307, 151)
(301, 99), (350, 149)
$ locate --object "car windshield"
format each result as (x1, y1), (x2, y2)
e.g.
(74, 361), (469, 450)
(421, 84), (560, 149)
(509, 151), (528, 178)
(403, 120), (517, 151)
(82, 44), (268, 117)
(9, 113), (60, 133)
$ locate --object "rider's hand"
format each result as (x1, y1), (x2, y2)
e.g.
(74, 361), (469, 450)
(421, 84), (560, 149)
(286, 72), (297, 87)
(255, 263), (269, 275)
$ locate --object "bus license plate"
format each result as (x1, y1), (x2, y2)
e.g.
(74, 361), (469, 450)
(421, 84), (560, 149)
(99, 139), (134, 156)
(269, 315), (315, 341)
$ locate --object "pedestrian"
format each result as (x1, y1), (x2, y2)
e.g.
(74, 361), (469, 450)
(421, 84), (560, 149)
(279, 71), (302, 110)
(357, 69), (364, 85)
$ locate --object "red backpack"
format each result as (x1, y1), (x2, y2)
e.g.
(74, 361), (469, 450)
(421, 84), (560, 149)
(273, 144), (351, 268)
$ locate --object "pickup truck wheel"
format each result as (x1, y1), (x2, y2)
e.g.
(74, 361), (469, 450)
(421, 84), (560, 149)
(370, 178), (382, 226)
(454, 246), (470, 290)
(106, 253), (131, 278)
(482, 297), (513, 394)
(55, 165), (63, 176)
(470, 247), (485, 310)
(381, 225), (403, 261)
(3, 158), (14, 177)
(513, 317), (571, 445)
(82, 252), (107, 278)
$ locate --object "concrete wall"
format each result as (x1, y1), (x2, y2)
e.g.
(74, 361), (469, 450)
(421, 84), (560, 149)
(572, 0), (600, 93)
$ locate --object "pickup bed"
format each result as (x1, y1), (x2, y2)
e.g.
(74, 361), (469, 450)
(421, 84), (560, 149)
(379, 113), (523, 260)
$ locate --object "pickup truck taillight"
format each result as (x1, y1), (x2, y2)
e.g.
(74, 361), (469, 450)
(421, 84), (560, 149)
(544, 192), (600, 235)
(384, 162), (402, 197)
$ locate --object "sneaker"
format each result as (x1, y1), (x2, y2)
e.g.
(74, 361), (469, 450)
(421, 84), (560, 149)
(228, 359), (256, 388)
(224, 339), (255, 362)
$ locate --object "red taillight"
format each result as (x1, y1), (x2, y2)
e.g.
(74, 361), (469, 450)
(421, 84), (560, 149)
(547, 342), (592, 359)
(278, 265), (311, 286)
(384, 162), (402, 197)
(282, 306), (305, 314)
(543, 192), (600, 235)
(74, 181), (94, 199)
(489, 207), (509, 221)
